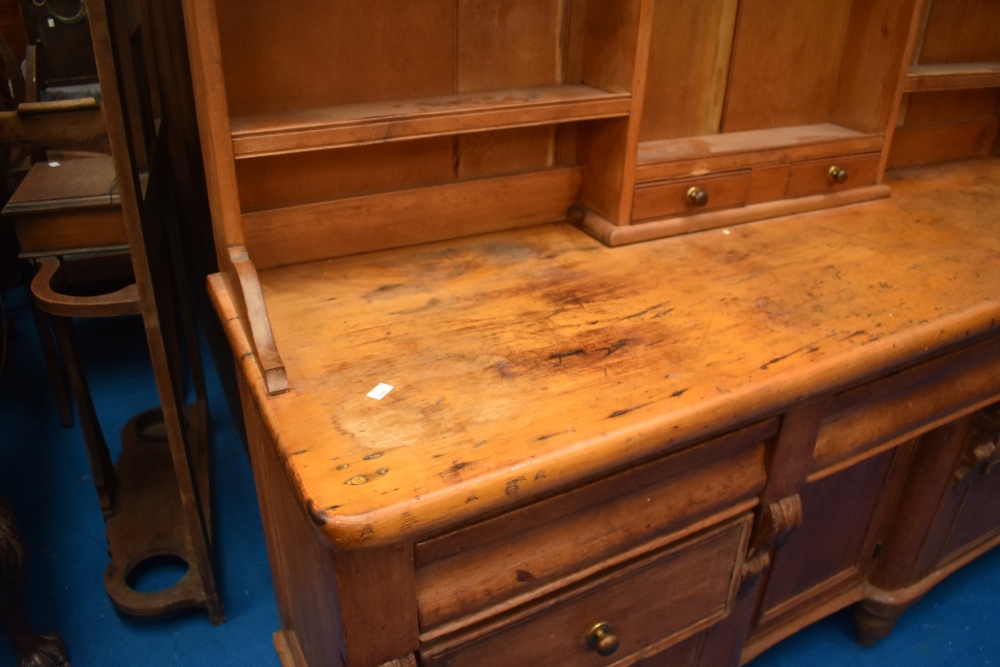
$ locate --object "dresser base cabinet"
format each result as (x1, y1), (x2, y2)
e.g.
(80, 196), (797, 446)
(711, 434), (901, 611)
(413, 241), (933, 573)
(208, 158), (1000, 667)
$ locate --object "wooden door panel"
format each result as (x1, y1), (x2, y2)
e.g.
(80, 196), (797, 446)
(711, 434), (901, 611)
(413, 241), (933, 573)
(757, 451), (894, 622)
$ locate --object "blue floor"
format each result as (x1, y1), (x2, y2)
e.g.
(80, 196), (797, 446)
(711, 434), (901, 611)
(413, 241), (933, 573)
(0, 282), (997, 666)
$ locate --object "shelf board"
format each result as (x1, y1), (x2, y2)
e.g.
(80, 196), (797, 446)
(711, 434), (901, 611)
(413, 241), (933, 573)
(636, 124), (883, 183)
(231, 85), (631, 159)
(904, 63), (1000, 93)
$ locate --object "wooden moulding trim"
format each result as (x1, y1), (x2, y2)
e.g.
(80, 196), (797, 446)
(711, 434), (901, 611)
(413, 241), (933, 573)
(862, 529), (1000, 608)
(756, 567), (863, 629)
(16, 97), (100, 114)
(243, 167), (582, 269)
(19, 243), (130, 260)
(740, 583), (866, 665)
(230, 85), (632, 158)
(4, 196), (116, 215)
(904, 62), (1000, 93)
(30, 256), (140, 318)
(577, 184), (893, 246)
(229, 248), (288, 395)
(635, 125), (884, 182)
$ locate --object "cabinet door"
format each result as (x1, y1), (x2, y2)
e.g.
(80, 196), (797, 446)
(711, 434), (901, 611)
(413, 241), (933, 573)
(939, 404), (1000, 562)
(752, 449), (904, 631)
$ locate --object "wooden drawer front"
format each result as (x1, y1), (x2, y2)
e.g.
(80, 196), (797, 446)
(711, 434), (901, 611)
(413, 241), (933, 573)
(421, 515), (752, 667)
(415, 421), (774, 634)
(632, 170), (751, 222)
(13, 207), (129, 256)
(785, 153), (880, 199)
(813, 338), (1000, 473)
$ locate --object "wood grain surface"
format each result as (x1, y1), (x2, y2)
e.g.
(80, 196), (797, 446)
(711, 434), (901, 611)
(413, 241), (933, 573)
(210, 157), (1000, 550)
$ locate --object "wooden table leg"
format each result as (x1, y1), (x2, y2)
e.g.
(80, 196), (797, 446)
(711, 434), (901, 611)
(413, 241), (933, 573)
(0, 498), (70, 667)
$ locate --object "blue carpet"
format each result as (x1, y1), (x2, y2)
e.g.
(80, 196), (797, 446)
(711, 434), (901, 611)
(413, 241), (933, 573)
(0, 282), (997, 666)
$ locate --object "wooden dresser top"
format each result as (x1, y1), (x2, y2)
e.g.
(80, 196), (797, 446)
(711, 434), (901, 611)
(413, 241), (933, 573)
(211, 157), (1000, 549)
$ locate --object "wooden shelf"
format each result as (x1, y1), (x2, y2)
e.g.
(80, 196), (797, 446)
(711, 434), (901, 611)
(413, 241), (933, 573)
(230, 85), (631, 159)
(904, 63), (1000, 93)
(636, 124), (884, 182)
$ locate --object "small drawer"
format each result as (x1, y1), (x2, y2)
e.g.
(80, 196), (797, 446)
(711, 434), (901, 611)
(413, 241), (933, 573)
(785, 153), (880, 199)
(632, 170), (752, 222)
(420, 514), (752, 667)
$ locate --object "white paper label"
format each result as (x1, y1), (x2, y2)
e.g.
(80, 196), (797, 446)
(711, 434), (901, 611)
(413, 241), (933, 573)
(48, 161), (60, 168)
(367, 383), (394, 400)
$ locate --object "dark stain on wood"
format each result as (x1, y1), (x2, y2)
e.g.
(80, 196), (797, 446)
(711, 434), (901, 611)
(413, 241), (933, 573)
(620, 301), (671, 321)
(363, 452), (384, 460)
(607, 403), (651, 419)
(761, 345), (811, 370)
(364, 284), (403, 300)
(465, 494), (478, 504)
(598, 339), (631, 357)
(515, 569), (535, 582)
(550, 349), (587, 365)
(671, 389), (689, 398)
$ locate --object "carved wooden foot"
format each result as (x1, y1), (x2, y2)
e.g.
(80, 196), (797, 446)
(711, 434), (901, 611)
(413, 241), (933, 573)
(0, 499), (70, 667)
(852, 598), (908, 648)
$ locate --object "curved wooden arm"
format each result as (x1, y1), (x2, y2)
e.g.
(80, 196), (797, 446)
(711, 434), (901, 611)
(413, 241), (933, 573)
(31, 256), (141, 318)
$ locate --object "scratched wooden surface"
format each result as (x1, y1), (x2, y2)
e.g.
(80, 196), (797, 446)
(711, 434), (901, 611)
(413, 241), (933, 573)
(210, 157), (1000, 549)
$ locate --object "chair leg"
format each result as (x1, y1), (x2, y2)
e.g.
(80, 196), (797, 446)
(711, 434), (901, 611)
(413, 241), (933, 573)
(0, 498), (70, 667)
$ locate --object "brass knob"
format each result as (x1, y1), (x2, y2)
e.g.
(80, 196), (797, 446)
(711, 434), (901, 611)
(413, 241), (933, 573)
(587, 622), (620, 657)
(686, 186), (709, 207)
(828, 166), (849, 184)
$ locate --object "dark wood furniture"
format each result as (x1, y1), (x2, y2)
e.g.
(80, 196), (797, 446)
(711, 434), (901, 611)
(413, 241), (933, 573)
(1, 0), (223, 623)
(182, 0), (1000, 664)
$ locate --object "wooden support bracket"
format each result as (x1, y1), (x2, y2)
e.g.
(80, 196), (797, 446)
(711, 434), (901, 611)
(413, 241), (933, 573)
(742, 494), (803, 582)
(229, 247), (288, 395)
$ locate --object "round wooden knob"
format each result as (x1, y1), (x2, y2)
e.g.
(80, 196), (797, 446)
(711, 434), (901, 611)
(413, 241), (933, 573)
(686, 186), (709, 207)
(587, 622), (620, 657)
(828, 166), (849, 184)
